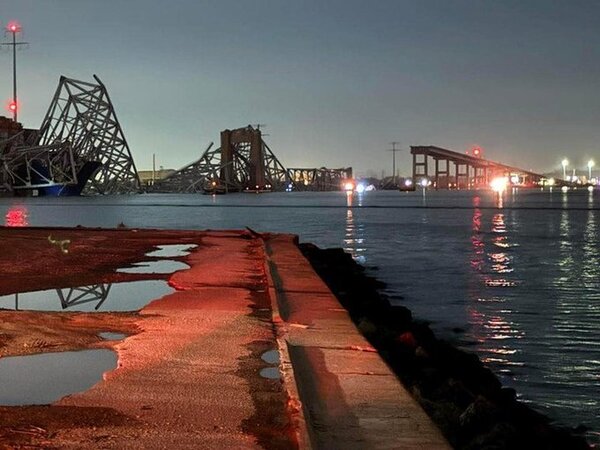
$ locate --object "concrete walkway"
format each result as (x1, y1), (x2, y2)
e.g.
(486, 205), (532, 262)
(264, 234), (450, 449)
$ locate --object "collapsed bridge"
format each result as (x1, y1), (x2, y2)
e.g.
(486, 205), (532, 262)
(0, 75), (141, 196)
(0, 78), (350, 196)
(152, 125), (352, 193)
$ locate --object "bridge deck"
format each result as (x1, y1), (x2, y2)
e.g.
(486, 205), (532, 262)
(410, 145), (547, 188)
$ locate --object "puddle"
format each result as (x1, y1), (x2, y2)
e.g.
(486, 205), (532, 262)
(145, 244), (198, 258)
(261, 350), (280, 365)
(0, 280), (173, 312)
(0, 349), (116, 405)
(98, 332), (127, 340)
(259, 367), (281, 379)
(116, 260), (189, 274)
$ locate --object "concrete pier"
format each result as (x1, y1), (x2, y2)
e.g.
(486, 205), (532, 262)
(0, 227), (449, 449)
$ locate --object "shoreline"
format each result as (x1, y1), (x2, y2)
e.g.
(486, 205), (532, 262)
(0, 225), (591, 449)
(300, 243), (591, 449)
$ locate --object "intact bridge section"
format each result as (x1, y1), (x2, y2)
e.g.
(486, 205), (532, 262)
(411, 145), (548, 189)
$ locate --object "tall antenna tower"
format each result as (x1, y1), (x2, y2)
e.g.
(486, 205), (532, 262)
(387, 141), (402, 186)
(1, 21), (28, 122)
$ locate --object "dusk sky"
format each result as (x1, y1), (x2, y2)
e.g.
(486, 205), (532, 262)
(1, 1), (599, 176)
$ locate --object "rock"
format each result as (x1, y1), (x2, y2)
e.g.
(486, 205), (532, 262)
(357, 317), (377, 335)
(463, 421), (518, 450)
(396, 331), (418, 349)
(415, 346), (430, 360)
(459, 396), (501, 431)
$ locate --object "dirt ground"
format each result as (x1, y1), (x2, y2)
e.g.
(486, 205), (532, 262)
(0, 227), (293, 449)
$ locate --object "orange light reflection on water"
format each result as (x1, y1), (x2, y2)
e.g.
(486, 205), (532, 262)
(467, 194), (523, 376)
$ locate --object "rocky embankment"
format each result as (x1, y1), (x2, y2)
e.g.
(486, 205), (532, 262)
(300, 244), (590, 450)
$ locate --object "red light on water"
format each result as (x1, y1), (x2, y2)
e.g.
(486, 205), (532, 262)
(5, 206), (28, 227)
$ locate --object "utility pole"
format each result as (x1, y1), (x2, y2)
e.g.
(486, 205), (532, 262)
(1, 21), (28, 122)
(387, 142), (402, 187)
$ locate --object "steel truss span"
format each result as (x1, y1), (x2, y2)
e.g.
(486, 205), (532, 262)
(287, 167), (353, 191)
(153, 125), (351, 193)
(0, 75), (141, 195)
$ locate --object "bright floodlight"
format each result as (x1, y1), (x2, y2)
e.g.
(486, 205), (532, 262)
(344, 182), (354, 192)
(355, 183), (366, 194)
(420, 178), (429, 188)
(561, 159), (569, 167)
(588, 160), (595, 168)
(404, 179), (413, 187)
(547, 178), (555, 186)
(490, 177), (508, 193)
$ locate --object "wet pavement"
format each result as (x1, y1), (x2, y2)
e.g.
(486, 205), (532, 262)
(0, 227), (449, 449)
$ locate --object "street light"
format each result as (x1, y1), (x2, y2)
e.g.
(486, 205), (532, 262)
(588, 160), (595, 181)
(561, 158), (569, 180)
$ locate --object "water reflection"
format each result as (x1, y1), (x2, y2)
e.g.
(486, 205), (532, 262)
(536, 204), (600, 438)
(470, 196), (484, 272)
(344, 207), (366, 264)
(0, 280), (172, 312)
(5, 205), (28, 227)
(0, 350), (117, 405)
(495, 192), (504, 209)
(467, 196), (523, 376)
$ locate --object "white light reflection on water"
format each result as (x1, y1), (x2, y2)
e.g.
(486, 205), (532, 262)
(343, 193), (367, 264)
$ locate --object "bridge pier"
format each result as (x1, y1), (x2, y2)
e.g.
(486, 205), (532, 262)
(412, 153), (428, 182)
(434, 158), (450, 189)
(410, 145), (547, 190)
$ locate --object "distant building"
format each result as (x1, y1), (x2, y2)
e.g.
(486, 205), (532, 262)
(138, 169), (176, 187)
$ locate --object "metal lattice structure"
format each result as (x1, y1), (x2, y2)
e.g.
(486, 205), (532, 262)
(57, 284), (112, 310)
(151, 142), (224, 193)
(7, 284), (112, 311)
(0, 75), (141, 195)
(153, 125), (352, 193)
(287, 167), (353, 191)
(37, 75), (141, 194)
(153, 125), (291, 193)
(1, 142), (77, 192)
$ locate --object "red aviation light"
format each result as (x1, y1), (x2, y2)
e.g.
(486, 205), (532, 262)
(472, 145), (483, 158)
(6, 21), (21, 33)
(8, 100), (17, 113)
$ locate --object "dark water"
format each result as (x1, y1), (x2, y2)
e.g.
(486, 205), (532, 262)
(1, 189), (599, 440)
